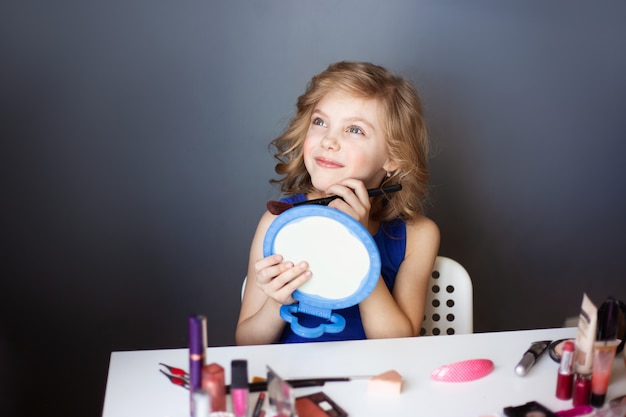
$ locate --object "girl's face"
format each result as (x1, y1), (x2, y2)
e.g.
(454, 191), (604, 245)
(303, 90), (398, 193)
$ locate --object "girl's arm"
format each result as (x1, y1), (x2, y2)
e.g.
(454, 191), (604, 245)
(235, 211), (312, 345)
(359, 215), (440, 338)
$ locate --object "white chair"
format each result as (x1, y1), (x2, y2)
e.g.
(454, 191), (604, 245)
(241, 255), (474, 336)
(420, 256), (473, 336)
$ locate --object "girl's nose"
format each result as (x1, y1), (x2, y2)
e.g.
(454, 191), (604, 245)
(320, 132), (340, 150)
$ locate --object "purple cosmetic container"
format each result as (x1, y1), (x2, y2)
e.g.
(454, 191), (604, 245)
(188, 314), (207, 416)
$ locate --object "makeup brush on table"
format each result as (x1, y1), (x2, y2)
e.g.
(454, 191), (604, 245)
(266, 184), (402, 215)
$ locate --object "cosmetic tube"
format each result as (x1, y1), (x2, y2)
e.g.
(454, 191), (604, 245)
(202, 363), (226, 412)
(189, 315), (207, 416)
(231, 360), (249, 417)
(515, 340), (550, 376)
(192, 389), (210, 417)
(572, 373), (591, 406)
(189, 315), (207, 385)
(590, 339), (620, 407)
(573, 294), (597, 376)
(556, 340), (575, 400)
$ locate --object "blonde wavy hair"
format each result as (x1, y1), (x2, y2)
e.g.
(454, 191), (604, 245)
(271, 61), (429, 223)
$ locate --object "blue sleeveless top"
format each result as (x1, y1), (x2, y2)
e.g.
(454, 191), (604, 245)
(276, 194), (406, 343)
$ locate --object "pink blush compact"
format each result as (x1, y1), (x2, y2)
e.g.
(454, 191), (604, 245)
(431, 359), (494, 383)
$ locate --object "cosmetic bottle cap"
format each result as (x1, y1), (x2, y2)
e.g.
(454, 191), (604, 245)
(590, 393), (606, 408)
(231, 360), (249, 389)
(597, 298), (619, 341)
(188, 314), (208, 355)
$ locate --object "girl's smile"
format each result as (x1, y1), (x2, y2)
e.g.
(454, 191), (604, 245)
(314, 156), (344, 169)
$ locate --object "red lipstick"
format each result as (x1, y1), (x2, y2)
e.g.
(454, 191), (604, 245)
(555, 340), (575, 399)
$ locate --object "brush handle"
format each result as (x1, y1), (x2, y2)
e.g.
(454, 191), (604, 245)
(226, 377), (352, 394)
(293, 184), (402, 207)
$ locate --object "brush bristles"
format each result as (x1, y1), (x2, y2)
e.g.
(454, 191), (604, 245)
(266, 200), (294, 215)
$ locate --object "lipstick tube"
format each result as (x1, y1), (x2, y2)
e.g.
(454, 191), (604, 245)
(231, 360), (249, 417)
(556, 340), (575, 400)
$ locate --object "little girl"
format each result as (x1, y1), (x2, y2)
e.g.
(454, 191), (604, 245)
(236, 61), (440, 345)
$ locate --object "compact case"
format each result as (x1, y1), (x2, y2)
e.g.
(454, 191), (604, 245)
(263, 205), (381, 338)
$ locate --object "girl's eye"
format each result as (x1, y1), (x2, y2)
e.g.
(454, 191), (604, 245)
(312, 118), (326, 127)
(348, 126), (364, 135)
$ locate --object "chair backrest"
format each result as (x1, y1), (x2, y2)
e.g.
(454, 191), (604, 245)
(420, 256), (473, 336)
(241, 256), (474, 336)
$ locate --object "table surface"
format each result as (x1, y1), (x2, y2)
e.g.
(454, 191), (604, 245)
(102, 327), (626, 417)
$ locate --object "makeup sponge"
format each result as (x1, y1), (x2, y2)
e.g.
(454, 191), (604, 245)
(368, 370), (403, 394)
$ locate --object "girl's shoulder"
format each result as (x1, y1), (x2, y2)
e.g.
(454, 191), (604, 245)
(380, 214), (438, 238)
(405, 214), (440, 254)
(405, 214), (438, 233)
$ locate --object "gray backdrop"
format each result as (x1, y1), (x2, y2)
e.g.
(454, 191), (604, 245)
(1, 1), (625, 416)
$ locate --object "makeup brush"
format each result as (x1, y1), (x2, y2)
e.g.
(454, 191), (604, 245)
(266, 184), (402, 215)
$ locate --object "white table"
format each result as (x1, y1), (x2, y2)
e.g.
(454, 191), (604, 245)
(102, 327), (626, 417)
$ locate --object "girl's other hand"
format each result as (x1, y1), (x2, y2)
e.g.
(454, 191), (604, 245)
(254, 254), (312, 305)
(325, 179), (371, 230)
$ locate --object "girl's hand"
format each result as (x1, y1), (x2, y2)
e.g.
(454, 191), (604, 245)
(325, 179), (371, 230)
(254, 254), (312, 305)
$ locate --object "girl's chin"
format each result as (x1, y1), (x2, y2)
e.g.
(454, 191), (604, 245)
(310, 177), (337, 193)
(311, 181), (347, 195)
(311, 177), (381, 193)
